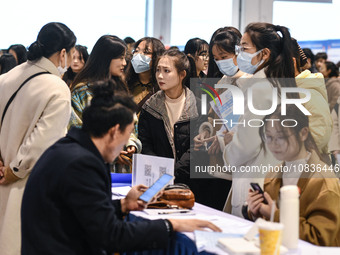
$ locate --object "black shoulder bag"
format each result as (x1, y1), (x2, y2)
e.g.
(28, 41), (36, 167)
(0, 72), (50, 131)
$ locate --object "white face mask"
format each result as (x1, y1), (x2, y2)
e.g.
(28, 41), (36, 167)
(57, 52), (68, 76)
(236, 49), (264, 74)
(214, 58), (238, 76)
(131, 53), (151, 73)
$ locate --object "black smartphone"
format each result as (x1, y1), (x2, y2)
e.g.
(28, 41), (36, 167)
(139, 174), (173, 203)
(250, 182), (268, 204)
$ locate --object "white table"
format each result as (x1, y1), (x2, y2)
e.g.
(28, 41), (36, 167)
(131, 202), (340, 255)
(113, 186), (340, 254)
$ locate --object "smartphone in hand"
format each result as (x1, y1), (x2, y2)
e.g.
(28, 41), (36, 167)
(250, 182), (268, 204)
(139, 174), (173, 203)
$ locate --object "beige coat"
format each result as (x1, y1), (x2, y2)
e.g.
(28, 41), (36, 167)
(296, 70), (332, 157)
(329, 97), (340, 152)
(325, 77), (340, 112)
(0, 57), (71, 255)
(265, 151), (340, 246)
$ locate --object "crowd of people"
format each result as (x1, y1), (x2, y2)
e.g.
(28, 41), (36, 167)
(0, 21), (340, 254)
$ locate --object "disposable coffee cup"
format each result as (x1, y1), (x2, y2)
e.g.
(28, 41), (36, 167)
(258, 220), (283, 255)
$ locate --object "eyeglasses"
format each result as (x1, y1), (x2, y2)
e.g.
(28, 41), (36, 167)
(263, 135), (291, 146)
(133, 49), (153, 55)
(199, 54), (209, 60)
(234, 45), (256, 55)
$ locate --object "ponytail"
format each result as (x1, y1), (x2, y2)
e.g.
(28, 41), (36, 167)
(270, 25), (295, 81)
(245, 23), (297, 97)
(186, 54), (198, 88)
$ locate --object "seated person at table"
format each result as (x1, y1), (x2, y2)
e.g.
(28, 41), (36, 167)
(21, 80), (220, 255)
(247, 104), (340, 246)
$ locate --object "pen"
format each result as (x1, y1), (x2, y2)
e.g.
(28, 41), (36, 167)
(158, 210), (191, 215)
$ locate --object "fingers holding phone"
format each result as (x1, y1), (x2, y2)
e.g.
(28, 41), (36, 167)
(247, 189), (265, 218)
(250, 183), (268, 204)
(121, 184), (148, 213)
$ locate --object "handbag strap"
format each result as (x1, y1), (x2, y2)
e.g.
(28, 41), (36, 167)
(164, 183), (190, 190)
(137, 91), (153, 114)
(1, 71), (50, 128)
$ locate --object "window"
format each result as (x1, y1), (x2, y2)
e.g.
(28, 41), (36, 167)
(0, 0), (146, 52)
(170, 0), (233, 47)
(273, 0), (340, 41)
(273, 0), (340, 61)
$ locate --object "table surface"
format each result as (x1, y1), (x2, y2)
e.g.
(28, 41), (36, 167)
(113, 186), (340, 254)
(131, 202), (340, 255)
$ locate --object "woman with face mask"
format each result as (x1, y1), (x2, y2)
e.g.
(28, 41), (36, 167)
(195, 27), (245, 148)
(193, 27), (244, 209)
(218, 23), (298, 217)
(125, 37), (165, 116)
(69, 35), (141, 172)
(0, 22), (76, 255)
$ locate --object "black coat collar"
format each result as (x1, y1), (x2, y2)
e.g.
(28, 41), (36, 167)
(67, 127), (106, 164)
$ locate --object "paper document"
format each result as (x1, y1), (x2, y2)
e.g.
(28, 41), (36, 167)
(111, 186), (131, 200)
(210, 88), (241, 132)
(194, 231), (243, 254)
(132, 154), (174, 187)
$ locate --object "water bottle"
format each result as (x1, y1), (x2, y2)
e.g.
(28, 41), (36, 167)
(280, 185), (299, 249)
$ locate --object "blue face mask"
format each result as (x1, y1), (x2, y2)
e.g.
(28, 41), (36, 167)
(131, 53), (151, 73)
(214, 58), (238, 76)
(236, 49), (264, 74)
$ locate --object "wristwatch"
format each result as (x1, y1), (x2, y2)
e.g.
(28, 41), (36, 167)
(164, 219), (173, 236)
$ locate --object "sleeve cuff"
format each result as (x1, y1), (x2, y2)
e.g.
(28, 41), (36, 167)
(112, 199), (125, 219)
(163, 219), (174, 237)
(9, 162), (28, 179)
(126, 138), (142, 153)
(217, 136), (225, 152)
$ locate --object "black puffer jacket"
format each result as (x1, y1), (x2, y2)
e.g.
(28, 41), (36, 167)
(138, 87), (205, 183)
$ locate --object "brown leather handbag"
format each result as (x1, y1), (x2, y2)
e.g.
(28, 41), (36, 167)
(147, 184), (195, 209)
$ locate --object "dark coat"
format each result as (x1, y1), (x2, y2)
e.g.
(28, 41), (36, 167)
(21, 128), (169, 255)
(138, 87), (205, 183)
(138, 88), (231, 210)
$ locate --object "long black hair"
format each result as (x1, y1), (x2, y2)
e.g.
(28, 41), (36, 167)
(71, 35), (127, 91)
(184, 37), (208, 79)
